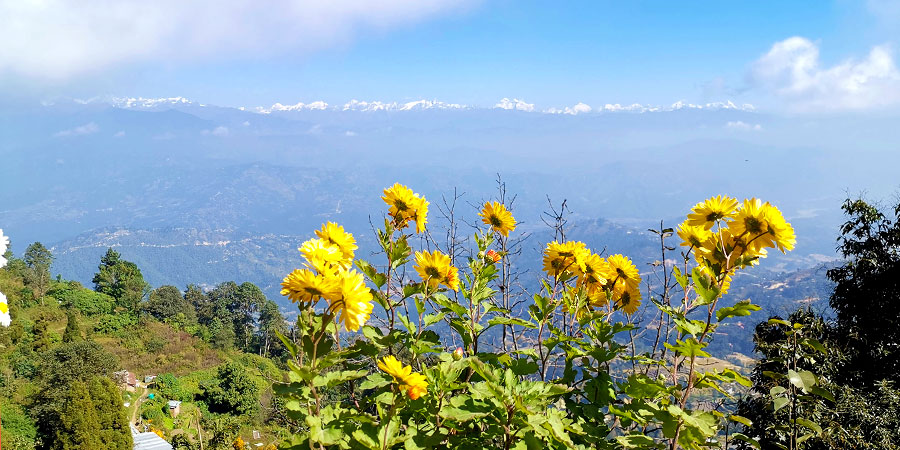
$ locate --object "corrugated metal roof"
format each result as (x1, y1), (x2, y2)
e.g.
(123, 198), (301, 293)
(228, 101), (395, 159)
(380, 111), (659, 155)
(131, 425), (173, 450)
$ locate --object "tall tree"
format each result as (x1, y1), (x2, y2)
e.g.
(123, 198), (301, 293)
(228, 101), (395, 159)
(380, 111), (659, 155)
(62, 310), (82, 343)
(258, 299), (287, 357)
(232, 282), (264, 351)
(23, 242), (53, 303)
(92, 248), (150, 312)
(56, 379), (102, 450)
(827, 198), (900, 384)
(88, 376), (133, 450)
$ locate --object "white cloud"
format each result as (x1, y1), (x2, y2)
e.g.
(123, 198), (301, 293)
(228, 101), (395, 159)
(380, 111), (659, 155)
(726, 121), (762, 131)
(0, 0), (476, 78)
(751, 37), (900, 111)
(54, 122), (99, 137)
(345, 130), (357, 136)
(113, 130), (126, 137)
(202, 126), (229, 137)
(494, 98), (534, 112)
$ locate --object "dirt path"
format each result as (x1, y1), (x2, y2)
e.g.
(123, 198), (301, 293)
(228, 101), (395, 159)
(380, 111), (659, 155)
(130, 386), (147, 425)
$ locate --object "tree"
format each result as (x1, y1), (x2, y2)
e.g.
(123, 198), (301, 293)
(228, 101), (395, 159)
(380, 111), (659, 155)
(144, 285), (197, 325)
(258, 299), (287, 357)
(31, 341), (120, 446)
(23, 242), (53, 303)
(56, 379), (102, 449)
(31, 314), (52, 352)
(92, 248), (150, 312)
(203, 362), (260, 416)
(827, 198), (900, 384)
(232, 282), (264, 351)
(63, 310), (82, 343)
(87, 376), (133, 450)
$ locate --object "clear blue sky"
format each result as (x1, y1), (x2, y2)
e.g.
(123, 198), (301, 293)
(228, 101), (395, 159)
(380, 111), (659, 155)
(2, 0), (898, 112)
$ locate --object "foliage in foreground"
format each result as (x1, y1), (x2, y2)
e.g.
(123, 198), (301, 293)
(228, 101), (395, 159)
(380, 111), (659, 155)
(274, 186), (798, 449)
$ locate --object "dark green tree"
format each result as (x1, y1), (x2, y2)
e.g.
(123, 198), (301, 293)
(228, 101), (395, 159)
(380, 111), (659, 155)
(203, 362), (259, 416)
(55, 379), (102, 450)
(62, 310), (82, 343)
(827, 198), (900, 384)
(87, 376), (133, 449)
(232, 282), (264, 351)
(32, 314), (52, 352)
(23, 242), (53, 304)
(92, 248), (150, 312)
(258, 299), (287, 357)
(30, 341), (119, 446)
(144, 285), (197, 325)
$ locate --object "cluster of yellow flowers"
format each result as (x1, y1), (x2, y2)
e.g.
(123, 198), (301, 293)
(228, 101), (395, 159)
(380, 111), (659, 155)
(378, 355), (429, 400)
(382, 183), (429, 233)
(677, 196), (796, 293)
(280, 222), (374, 332)
(543, 241), (642, 314)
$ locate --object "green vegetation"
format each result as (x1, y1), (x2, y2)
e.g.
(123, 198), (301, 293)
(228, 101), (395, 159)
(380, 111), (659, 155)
(0, 243), (290, 449)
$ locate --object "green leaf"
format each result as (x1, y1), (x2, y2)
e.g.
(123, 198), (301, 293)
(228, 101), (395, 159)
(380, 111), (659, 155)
(664, 337), (710, 358)
(730, 415), (753, 427)
(810, 385), (835, 402)
(795, 418), (823, 435)
(691, 267), (721, 305)
(787, 369), (817, 393)
(773, 396), (789, 411)
(422, 312), (446, 329)
(615, 433), (659, 448)
(716, 299), (761, 322)
(731, 433), (760, 449)
(768, 318), (792, 327)
(397, 313), (417, 335)
(313, 369), (367, 388)
(673, 265), (688, 289)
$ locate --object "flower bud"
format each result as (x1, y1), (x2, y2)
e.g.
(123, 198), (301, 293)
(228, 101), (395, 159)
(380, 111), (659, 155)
(486, 249), (502, 263)
(452, 347), (464, 360)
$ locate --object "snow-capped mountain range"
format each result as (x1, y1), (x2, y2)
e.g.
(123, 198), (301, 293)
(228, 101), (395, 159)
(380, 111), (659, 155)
(78, 96), (755, 115)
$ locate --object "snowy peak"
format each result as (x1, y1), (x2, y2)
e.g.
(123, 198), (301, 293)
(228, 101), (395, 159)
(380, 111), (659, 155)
(110, 96), (198, 109)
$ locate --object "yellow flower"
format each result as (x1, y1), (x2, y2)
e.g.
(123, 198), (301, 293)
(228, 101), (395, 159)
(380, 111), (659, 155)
(299, 238), (347, 273)
(605, 254), (641, 290)
(542, 241), (589, 279)
(479, 201), (517, 237)
(280, 269), (339, 303)
(412, 196), (429, 234)
(686, 195), (739, 230)
(315, 222), (357, 261)
(762, 204), (796, 253)
(615, 284), (642, 315)
(414, 250), (459, 291)
(677, 222), (713, 249)
(378, 355), (428, 400)
(329, 270), (374, 332)
(577, 252), (609, 290)
(728, 198), (770, 240)
(382, 183), (428, 233)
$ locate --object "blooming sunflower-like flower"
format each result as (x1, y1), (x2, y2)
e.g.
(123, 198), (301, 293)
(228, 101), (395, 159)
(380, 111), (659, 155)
(605, 254), (641, 290)
(615, 284), (642, 315)
(686, 195), (739, 230)
(479, 201), (517, 237)
(281, 269), (339, 303)
(542, 241), (589, 279)
(728, 198), (770, 240)
(315, 222), (357, 261)
(761, 203), (796, 253)
(328, 270), (374, 332)
(414, 250), (459, 291)
(299, 238), (347, 273)
(677, 222), (713, 249)
(378, 355), (428, 400)
(382, 183), (429, 233)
